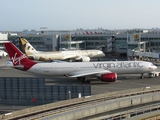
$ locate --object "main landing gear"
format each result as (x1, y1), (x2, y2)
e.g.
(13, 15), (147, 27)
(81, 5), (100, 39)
(77, 77), (90, 84)
(140, 74), (144, 79)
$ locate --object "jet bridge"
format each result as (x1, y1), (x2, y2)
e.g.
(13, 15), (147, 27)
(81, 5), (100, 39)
(134, 51), (160, 59)
(127, 33), (160, 61)
(128, 49), (160, 61)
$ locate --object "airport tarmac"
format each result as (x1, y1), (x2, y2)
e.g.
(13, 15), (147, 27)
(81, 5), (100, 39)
(1, 57), (160, 114)
(0, 57), (160, 95)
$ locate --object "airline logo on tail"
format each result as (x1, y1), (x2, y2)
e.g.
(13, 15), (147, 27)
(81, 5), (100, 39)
(20, 37), (36, 53)
(11, 53), (26, 65)
(4, 42), (37, 70)
(24, 43), (35, 51)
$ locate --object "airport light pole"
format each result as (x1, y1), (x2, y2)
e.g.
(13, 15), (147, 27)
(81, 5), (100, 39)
(68, 91), (71, 99)
(69, 31), (71, 49)
(59, 31), (61, 51)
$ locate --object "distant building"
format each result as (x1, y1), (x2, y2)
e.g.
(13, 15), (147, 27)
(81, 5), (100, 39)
(0, 32), (9, 50)
(6, 29), (160, 57)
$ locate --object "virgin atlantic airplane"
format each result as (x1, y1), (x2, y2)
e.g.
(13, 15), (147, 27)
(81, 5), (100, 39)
(4, 42), (157, 84)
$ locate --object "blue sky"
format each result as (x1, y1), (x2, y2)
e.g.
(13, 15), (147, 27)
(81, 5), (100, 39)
(0, 0), (159, 31)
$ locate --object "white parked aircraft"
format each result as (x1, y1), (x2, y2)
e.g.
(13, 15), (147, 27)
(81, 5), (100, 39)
(0, 41), (9, 59)
(0, 50), (8, 57)
(4, 42), (157, 84)
(20, 37), (105, 62)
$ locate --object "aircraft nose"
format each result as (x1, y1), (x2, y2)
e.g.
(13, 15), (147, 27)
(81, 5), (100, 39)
(102, 53), (105, 57)
(96, 50), (106, 57)
(152, 65), (157, 70)
(99, 51), (105, 57)
(149, 64), (157, 70)
(154, 65), (157, 70)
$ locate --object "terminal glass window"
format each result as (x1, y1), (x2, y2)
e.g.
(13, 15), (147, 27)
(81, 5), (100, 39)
(149, 38), (154, 40)
(71, 44), (76, 48)
(60, 44), (68, 49)
(74, 36), (87, 40)
(79, 43), (85, 49)
(74, 36), (110, 41)
(154, 38), (159, 40)
(128, 44), (138, 50)
(115, 38), (127, 40)
(31, 42), (45, 48)
(95, 42), (100, 46)
(0, 43), (3, 48)
(101, 36), (110, 40)
(87, 37), (95, 40)
(141, 37), (149, 41)
(46, 37), (52, 40)
(115, 42), (127, 49)
(25, 36), (44, 41)
(99, 42), (105, 45)
(86, 42), (94, 46)
(151, 42), (157, 46)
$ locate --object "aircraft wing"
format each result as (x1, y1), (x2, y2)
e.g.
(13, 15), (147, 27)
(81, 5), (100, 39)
(51, 60), (68, 63)
(61, 52), (84, 60)
(63, 55), (78, 60)
(65, 69), (111, 78)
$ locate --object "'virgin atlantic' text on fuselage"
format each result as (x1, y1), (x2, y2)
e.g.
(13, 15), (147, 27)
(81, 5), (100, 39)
(93, 62), (143, 70)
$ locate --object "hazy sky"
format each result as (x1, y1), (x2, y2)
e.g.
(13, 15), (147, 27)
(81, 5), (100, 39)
(0, 0), (159, 31)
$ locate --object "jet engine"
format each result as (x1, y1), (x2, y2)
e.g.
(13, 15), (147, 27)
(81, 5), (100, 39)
(100, 73), (117, 82)
(80, 56), (90, 62)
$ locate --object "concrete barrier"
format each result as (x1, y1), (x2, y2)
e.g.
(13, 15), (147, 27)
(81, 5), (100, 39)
(43, 92), (160, 120)
(1, 85), (160, 120)
(132, 96), (142, 105)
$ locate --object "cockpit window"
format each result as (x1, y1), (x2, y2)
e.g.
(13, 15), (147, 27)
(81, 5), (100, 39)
(151, 63), (157, 66)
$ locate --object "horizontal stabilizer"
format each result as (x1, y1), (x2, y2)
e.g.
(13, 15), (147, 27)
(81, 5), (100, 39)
(14, 65), (24, 69)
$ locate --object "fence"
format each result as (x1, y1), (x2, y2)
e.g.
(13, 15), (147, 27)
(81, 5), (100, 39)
(0, 77), (91, 105)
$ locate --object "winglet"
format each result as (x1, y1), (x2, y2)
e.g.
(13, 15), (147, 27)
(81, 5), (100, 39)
(4, 42), (37, 70)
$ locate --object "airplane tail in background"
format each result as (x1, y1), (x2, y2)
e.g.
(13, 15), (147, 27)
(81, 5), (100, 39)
(20, 37), (38, 54)
(4, 42), (36, 70)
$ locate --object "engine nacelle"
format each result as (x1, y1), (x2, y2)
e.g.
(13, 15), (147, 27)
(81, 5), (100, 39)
(100, 73), (117, 82)
(80, 56), (90, 62)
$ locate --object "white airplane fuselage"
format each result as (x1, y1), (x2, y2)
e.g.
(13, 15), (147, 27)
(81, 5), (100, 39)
(20, 37), (105, 62)
(28, 61), (156, 76)
(4, 42), (158, 83)
(30, 50), (105, 61)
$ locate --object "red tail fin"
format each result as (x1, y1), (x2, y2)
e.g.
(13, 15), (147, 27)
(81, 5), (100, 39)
(4, 42), (36, 70)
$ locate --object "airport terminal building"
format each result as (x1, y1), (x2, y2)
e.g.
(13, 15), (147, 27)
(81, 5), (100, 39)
(1, 29), (160, 59)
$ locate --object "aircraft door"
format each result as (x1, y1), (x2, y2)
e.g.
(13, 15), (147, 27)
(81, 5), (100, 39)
(90, 51), (97, 57)
(86, 50), (92, 57)
(35, 64), (40, 72)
